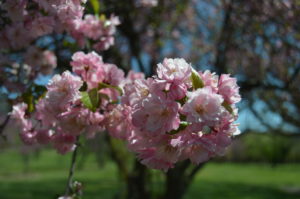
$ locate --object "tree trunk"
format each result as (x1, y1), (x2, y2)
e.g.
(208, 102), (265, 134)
(126, 160), (150, 199)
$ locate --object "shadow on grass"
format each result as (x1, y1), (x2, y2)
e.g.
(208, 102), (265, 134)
(186, 180), (300, 199)
(0, 179), (299, 199)
(0, 178), (118, 199)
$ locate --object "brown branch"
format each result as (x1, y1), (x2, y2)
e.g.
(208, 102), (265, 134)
(0, 115), (10, 140)
(214, 0), (233, 74)
(64, 136), (80, 196)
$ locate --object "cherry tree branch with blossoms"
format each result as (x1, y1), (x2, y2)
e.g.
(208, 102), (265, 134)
(11, 50), (241, 197)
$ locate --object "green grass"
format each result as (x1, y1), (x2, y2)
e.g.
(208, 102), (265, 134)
(0, 149), (300, 199)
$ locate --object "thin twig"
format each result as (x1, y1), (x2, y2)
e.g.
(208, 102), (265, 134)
(0, 115), (10, 140)
(64, 136), (80, 196)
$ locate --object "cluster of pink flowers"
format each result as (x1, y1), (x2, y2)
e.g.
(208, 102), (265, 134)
(0, 46), (57, 93)
(11, 55), (240, 171)
(0, 0), (120, 97)
(106, 58), (241, 171)
(24, 46), (57, 76)
(11, 51), (125, 154)
(0, 0), (119, 51)
(73, 14), (120, 51)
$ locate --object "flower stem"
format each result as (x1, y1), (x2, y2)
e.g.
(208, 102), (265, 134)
(0, 115), (10, 140)
(65, 136), (80, 196)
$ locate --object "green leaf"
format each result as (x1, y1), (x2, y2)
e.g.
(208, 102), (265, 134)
(98, 82), (123, 95)
(90, 0), (100, 15)
(98, 93), (110, 101)
(222, 101), (234, 114)
(81, 88), (100, 112)
(22, 92), (34, 113)
(191, 68), (204, 89)
(167, 121), (189, 135)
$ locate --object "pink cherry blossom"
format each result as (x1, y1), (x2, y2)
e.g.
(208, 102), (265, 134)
(127, 70), (145, 81)
(103, 64), (125, 86)
(40, 50), (57, 75)
(132, 96), (180, 135)
(57, 108), (87, 136)
(28, 16), (55, 38)
(36, 129), (53, 144)
(156, 58), (192, 84)
(5, 23), (31, 49)
(105, 104), (133, 140)
(11, 55), (240, 170)
(122, 78), (153, 107)
(20, 131), (37, 145)
(181, 87), (224, 127)
(199, 70), (219, 92)
(52, 133), (76, 154)
(11, 103), (28, 127)
(71, 51), (105, 88)
(218, 74), (241, 104)
(46, 71), (83, 111)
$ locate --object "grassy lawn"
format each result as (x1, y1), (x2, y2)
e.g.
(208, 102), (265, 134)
(0, 149), (299, 199)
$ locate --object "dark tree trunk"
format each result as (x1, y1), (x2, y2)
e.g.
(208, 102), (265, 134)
(162, 161), (190, 199)
(163, 161), (205, 199)
(126, 160), (150, 199)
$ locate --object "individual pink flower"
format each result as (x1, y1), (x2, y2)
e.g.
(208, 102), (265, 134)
(181, 87), (224, 127)
(122, 78), (153, 107)
(171, 129), (231, 164)
(127, 70), (145, 81)
(40, 50), (57, 75)
(80, 14), (103, 40)
(5, 23), (31, 49)
(199, 70), (219, 92)
(36, 129), (53, 144)
(71, 51), (105, 88)
(20, 131), (37, 145)
(56, 1), (84, 28)
(149, 80), (187, 100)
(36, 71), (82, 127)
(52, 133), (76, 154)
(132, 96), (180, 135)
(57, 107), (104, 137)
(11, 103), (33, 134)
(103, 64), (125, 86)
(218, 74), (241, 104)
(105, 15), (121, 35)
(81, 110), (105, 138)
(46, 71), (83, 111)
(11, 103), (28, 126)
(139, 149), (176, 171)
(156, 58), (192, 84)
(28, 16), (55, 38)
(105, 104), (133, 140)
(93, 36), (115, 51)
(57, 108), (86, 136)
(127, 133), (180, 171)
(35, 98), (58, 128)
(120, 70), (145, 88)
